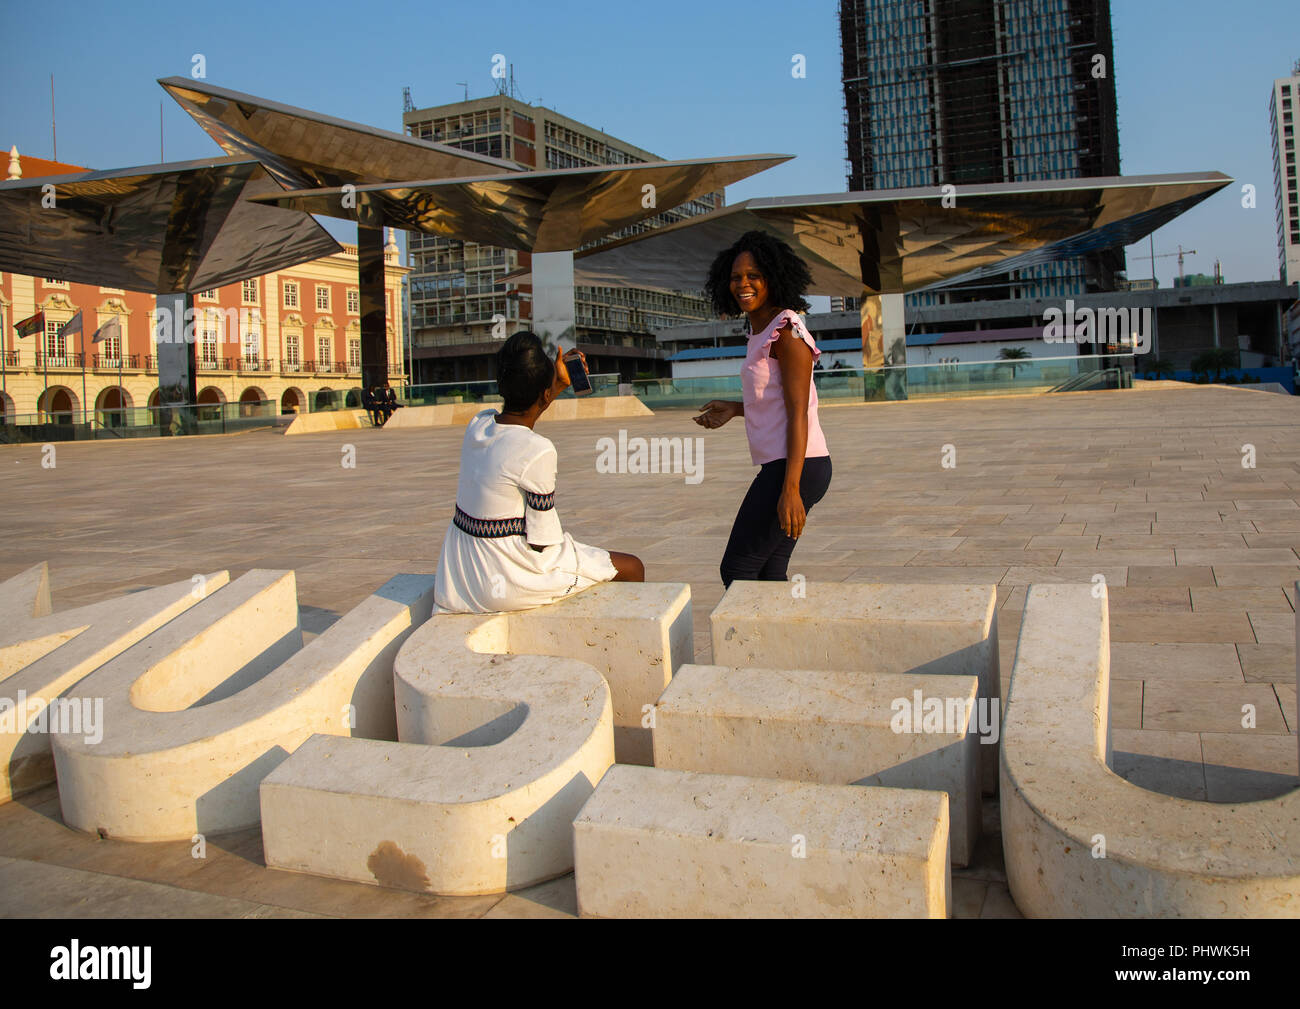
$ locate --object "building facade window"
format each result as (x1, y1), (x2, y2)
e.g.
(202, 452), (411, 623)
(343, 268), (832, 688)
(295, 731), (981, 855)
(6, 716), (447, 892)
(242, 327), (260, 363)
(44, 320), (67, 359)
(242, 279), (258, 305)
(347, 289), (359, 314)
(201, 327), (219, 365)
(100, 319), (123, 361)
(284, 281), (299, 308)
(284, 332), (300, 368)
(348, 338), (361, 368)
(316, 285), (330, 311)
(316, 335), (331, 365)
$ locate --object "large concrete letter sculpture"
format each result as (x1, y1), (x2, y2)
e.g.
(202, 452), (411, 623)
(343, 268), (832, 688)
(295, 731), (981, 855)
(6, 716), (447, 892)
(51, 570), (437, 840)
(259, 583), (692, 895)
(574, 765), (950, 917)
(653, 663), (982, 865)
(0, 563), (229, 802)
(1001, 582), (1300, 917)
(707, 581), (1001, 794)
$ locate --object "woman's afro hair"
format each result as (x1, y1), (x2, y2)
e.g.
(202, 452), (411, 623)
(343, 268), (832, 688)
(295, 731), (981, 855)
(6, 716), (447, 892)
(496, 330), (554, 412)
(703, 230), (812, 317)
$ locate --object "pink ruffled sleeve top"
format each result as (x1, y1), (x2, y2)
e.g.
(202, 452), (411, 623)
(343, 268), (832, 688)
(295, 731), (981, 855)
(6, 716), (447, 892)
(740, 308), (830, 466)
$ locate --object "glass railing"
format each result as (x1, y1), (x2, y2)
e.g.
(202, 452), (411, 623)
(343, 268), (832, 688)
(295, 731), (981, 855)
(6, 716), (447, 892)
(0, 400), (281, 444)
(394, 373), (622, 409)
(629, 354), (1136, 409)
(0, 358), (1124, 444)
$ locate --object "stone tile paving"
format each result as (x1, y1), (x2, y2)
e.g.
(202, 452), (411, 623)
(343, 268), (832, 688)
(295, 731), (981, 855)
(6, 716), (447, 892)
(2, 383), (1298, 916)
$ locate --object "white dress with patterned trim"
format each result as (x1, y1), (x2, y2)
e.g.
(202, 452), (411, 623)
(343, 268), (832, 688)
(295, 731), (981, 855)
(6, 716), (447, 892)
(434, 410), (618, 613)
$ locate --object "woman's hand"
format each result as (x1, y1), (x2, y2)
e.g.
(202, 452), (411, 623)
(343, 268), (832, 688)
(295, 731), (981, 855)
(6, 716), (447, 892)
(553, 347), (587, 394)
(694, 400), (741, 429)
(777, 484), (806, 539)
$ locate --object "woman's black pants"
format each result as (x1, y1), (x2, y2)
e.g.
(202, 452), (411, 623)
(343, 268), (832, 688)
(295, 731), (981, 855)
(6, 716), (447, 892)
(719, 456), (832, 587)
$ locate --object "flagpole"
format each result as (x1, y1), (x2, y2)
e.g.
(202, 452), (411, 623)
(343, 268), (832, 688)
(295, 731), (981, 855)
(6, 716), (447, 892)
(81, 319), (88, 428)
(117, 323), (123, 428)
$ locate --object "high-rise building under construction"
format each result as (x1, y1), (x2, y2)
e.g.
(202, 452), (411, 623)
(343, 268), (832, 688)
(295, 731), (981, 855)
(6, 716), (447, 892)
(839, 0), (1123, 305)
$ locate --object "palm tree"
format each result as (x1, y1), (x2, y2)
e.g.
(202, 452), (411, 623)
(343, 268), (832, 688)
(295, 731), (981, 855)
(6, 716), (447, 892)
(1141, 356), (1175, 380)
(999, 346), (1031, 380)
(1191, 348), (1235, 383)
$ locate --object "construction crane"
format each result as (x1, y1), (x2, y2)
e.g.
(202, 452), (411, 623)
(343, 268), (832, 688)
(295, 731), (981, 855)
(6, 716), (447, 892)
(1143, 244), (1198, 284)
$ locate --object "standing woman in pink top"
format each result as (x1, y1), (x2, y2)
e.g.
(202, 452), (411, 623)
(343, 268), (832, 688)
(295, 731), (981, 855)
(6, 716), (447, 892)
(694, 231), (832, 587)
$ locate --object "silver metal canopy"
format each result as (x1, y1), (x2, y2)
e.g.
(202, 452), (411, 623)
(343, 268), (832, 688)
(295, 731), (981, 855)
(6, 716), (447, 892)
(511, 172), (1233, 295)
(158, 77), (519, 190)
(246, 154), (794, 252)
(0, 156), (340, 294)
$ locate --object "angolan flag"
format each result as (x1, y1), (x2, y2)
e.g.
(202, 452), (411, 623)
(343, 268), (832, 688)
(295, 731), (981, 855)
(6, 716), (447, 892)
(14, 311), (43, 338)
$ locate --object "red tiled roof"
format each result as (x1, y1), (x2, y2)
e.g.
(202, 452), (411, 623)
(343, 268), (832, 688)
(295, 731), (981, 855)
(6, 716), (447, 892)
(5, 149), (91, 178)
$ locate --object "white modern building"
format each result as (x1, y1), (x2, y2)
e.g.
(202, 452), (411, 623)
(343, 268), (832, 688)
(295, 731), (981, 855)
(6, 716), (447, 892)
(660, 312), (1077, 380)
(1270, 64), (1300, 286)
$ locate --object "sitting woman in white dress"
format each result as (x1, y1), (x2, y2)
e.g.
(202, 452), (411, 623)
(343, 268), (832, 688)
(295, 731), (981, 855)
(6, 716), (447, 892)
(434, 331), (645, 613)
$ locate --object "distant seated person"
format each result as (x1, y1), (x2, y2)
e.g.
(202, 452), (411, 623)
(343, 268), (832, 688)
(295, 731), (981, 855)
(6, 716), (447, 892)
(361, 386), (383, 426)
(381, 381), (401, 420)
(434, 331), (644, 613)
(368, 384), (388, 426)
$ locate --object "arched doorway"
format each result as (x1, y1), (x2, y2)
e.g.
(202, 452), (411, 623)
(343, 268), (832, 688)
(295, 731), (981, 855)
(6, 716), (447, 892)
(39, 386), (80, 425)
(196, 386), (226, 422)
(0, 391), (13, 424)
(95, 386), (134, 428)
(281, 387), (305, 414)
(313, 387), (334, 411)
(345, 387), (363, 408)
(239, 386), (266, 418)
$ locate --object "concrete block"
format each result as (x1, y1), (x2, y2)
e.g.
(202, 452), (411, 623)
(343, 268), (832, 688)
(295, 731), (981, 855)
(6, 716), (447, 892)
(536, 395), (653, 422)
(503, 582), (693, 764)
(260, 609), (614, 896)
(0, 563), (228, 803)
(51, 571), (438, 841)
(381, 403), (489, 429)
(282, 409), (372, 435)
(573, 765), (950, 918)
(710, 581), (1000, 794)
(1001, 582), (1300, 917)
(382, 396), (652, 431)
(653, 664), (982, 865)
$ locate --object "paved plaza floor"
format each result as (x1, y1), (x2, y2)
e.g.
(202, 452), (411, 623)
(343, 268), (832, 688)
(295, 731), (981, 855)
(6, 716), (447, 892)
(1, 383), (1298, 917)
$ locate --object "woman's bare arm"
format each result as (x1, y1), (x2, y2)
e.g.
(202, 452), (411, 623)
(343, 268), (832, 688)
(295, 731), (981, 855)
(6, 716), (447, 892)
(771, 322), (814, 537)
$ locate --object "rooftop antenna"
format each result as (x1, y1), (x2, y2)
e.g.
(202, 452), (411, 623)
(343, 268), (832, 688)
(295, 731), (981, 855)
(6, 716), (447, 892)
(456, 81), (468, 102)
(402, 86), (414, 113)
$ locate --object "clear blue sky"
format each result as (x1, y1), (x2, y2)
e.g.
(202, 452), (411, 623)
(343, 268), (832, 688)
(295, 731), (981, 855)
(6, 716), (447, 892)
(1, 0), (1297, 288)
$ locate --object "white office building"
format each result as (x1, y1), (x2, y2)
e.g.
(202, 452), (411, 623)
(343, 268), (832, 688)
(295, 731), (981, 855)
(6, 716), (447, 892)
(1270, 64), (1300, 286)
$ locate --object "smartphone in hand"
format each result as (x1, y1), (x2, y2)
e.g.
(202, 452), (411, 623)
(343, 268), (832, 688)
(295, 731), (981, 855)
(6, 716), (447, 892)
(564, 350), (593, 396)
